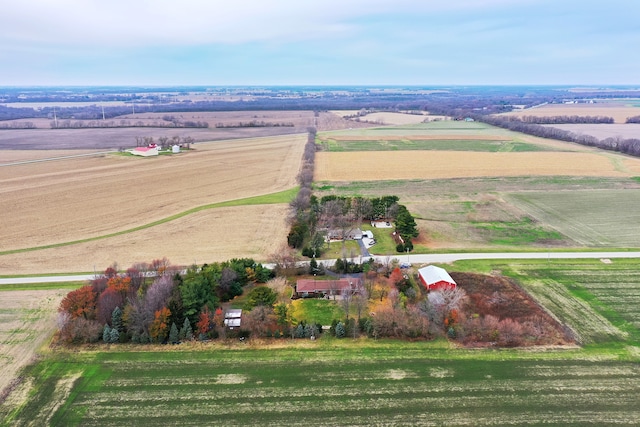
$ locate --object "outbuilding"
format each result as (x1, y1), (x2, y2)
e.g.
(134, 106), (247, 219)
(418, 265), (457, 291)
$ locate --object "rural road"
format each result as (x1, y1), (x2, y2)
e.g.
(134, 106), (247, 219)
(2, 251), (640, 285)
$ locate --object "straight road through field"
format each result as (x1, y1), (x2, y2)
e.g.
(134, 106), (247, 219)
(3, 251), (639, 285)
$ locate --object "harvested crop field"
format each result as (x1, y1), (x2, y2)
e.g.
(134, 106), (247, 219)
(541, 123), (640, 140)
(0, 149), (102, 164)
(315, 151), (638, 181)
(0, 290), (65, 397)
(501, 103), (640, 123)
(0, 134), (303, 251)
(0, 204), (290, 274)
(0, 134), (304, 274)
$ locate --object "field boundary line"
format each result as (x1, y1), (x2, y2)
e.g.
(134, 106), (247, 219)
(0, 187), (298, 256)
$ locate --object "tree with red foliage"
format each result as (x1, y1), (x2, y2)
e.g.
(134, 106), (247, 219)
(196, 306), (213, 339)
(149, 307), (171, 343)
(59, 285), (97, 320)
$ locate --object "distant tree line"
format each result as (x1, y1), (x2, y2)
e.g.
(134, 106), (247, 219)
(517, 115), (614, 124)
(50, 118), (208, 129)
(479, 115), (640, 157)
(214, 120), (294, 128)
(626, 115), (640, 124)
(0, 121), (36, 129)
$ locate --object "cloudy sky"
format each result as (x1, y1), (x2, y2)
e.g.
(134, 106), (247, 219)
(1, 0), (639, 86)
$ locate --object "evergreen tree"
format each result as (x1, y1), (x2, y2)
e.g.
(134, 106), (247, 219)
(335, 321), (346, 338)
(111, 306), (123, 332)
(109, 327), (120, 343)
(169, 322), (179, 344)
(140, 330), (150, 344)
(103, 324), (111, 343)
(179, 318), (193, 341)
(294, 323), (305, 338)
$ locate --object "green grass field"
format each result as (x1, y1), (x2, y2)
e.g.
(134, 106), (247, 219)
(320, 138), (545, 152)
(3, 340), (639, 427)
(508, 190), (640, 247)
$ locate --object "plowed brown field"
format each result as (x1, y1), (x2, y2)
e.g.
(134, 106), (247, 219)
(0, 134), (304, 273)
(315, 151), (640, 181)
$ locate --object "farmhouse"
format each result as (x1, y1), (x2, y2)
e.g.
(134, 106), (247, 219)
(324, 228), (363, 241)
(295, 277), (363, 298)
(418, 265), (457, 291)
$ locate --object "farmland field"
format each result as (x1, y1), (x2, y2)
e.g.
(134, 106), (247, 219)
(451, 258), (640, 346)
(2, 340), (639, 426)
(500, 102), (640, 123)
(508, 190), (640, 246)
(0, 111), (371, 150)
(315, 177), (640, 250)
(315, 151), (635, 181)
(0, 134), (305, 274)
(0, 289), (66, 398)
(541, 123), (640, 140)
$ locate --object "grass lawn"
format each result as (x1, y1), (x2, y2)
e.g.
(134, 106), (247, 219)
(290, 299), (345, 326)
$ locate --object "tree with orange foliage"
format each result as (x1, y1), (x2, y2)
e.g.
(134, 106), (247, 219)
(106, 276), (131, 296)
(59, 285), (97, 320)
(149, 307), (171, 343)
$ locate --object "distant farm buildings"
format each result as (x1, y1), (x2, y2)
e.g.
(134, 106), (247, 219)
(131, 143), (159, 157)
(418, 265), (457, 291)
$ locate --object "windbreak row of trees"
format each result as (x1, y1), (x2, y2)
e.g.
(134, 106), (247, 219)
(480, 115), (640, 157)
(57, 258), (273, 344)
(517, 115), (614, 124)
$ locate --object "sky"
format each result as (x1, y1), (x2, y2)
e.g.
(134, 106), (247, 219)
(1, 0), (639, 86)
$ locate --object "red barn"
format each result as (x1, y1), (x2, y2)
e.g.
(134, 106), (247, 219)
(418, 265), (457, 291)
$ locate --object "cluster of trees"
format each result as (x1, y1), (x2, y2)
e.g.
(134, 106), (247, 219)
(214, 121), (294, 128)
(626, 115), (640, 123)
(56, 258), (272, 344)
(288, 192), (418, 255)
(480, 115), (640, 158)
(517, 115), (614, 124)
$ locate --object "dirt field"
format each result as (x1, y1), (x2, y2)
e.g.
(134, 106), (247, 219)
(0, 204), (290, 274)
(502, 103), (640, 123)
(315, 151), (640, 181)
(0, 149), (103, 164)
(540, 123), (640, 140)
(0, 111), (371, 150)
(0, 290), (65, 396)
(325, 134), (512, 141)
(0, 134), (304, 255)
(354, 112), (430, 125)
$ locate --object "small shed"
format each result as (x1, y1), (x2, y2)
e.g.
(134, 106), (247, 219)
(171, 144), (180, 153)
(418, 265), (457, 291)
(224, 309), (242, 328)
